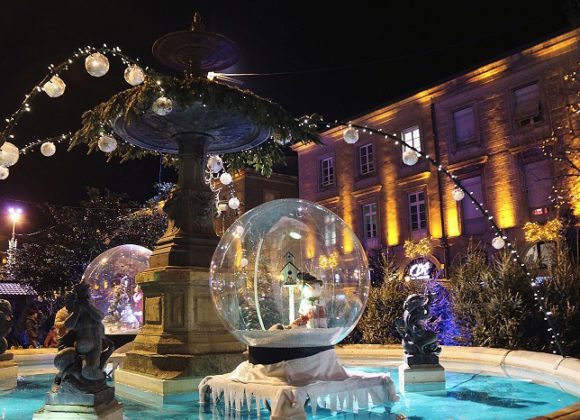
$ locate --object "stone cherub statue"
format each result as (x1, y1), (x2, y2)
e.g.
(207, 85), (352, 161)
(52, 283), (115, 395)
(0, 299), (13, 355)
(395, 293), (441, 356)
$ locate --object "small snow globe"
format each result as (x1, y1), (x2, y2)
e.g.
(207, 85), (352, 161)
(209, 199), (370, 349)
(82, 244), (152, 335)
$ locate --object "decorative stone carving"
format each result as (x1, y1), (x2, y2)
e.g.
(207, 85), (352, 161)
(0, 299), (13, 355)
(52, 283), (115, 395)
(395, 293), (441, 356)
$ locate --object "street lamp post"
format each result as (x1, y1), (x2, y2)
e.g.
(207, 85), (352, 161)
(7, 207), (22, 267)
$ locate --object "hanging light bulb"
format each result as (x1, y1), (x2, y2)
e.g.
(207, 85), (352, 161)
(42, 75), (66, 98)
(207, 155), (223, 173)
(124, 64), (145, 86)
(219, 172), (232, 185)
(451, 187), (465, 201)
(491, 236), (505, 250)
(151, 96), (173, 115)
(85, 53), (110, 77)
(0, 142), (20, 167)
(402, 149), (419, 166)
(0, 166), (8, 180)
(343, 127), (359, 144)
(97, 135), (117, 153)
(240, 257), (249, 268)
(40, 142), (56, 157)
(228, 196), (240, 210)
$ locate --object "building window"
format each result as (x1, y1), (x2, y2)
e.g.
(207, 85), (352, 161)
(513, 82), (542, 127)
(461, 176), (486, 235)
(401, 125), (421, 157)
(362, 203), (379, 248)
(324, 214), (337, 247)
(358, 143), (375, 175)
(453, 106), (476, 144)
(524, 160), (551, 215)
(319, 157), (334, 188)
(408, 191), (427, 231)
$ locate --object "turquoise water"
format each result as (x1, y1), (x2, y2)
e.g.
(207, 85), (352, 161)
(1, 367), (578, 419)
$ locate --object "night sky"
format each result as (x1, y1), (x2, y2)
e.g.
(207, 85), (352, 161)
(0, 0), (575, 240)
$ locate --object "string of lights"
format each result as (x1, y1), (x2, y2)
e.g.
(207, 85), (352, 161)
(303, 115), (566, 356)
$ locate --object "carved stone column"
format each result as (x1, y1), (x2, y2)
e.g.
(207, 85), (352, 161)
(117, 134), (245, 397)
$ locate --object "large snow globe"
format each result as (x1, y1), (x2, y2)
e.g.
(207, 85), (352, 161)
(209, 199), (370, 350)
(82, 244), (152, 335)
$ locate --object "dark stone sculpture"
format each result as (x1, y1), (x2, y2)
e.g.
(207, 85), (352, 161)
(0, 299), (13, 355)
(395, 293), (441, 364)
(49, 283), (116, 403)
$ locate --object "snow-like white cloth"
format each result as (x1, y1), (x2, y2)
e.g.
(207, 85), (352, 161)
(199, 349), (398, 419)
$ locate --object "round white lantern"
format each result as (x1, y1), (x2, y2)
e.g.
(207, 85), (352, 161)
(42, 75), (66, 98)
(0, 142), (20, 167)
(124, 64), (145, 86)
(207, 155), (223, 173)
(98, 135), (117, 153)
(451, 187), (465, 201)
(40, 142), (56, 157)
(492, 236), (505, 250)
(151, 96), (173, 116)
(82, 244), (152, 334)
(219, 172), (233, 185)
(209, 198), (370, 348)
(402, 149), (419, 166)
(343, 127), (359, 144)
(228, 196), (240, 210)
(0, 166), (8, 180)
(85, 53), (110, 77)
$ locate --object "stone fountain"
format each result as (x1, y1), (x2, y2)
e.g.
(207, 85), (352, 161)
(395, 293), (446, 394)
(113, 14), (276, 399)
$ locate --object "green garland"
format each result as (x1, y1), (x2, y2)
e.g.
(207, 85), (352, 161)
(69, 75), (321, 177)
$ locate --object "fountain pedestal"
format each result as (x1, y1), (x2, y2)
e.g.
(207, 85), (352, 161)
(113, 132), (248, 401)
(33, 388), (123, 420)
(0, 353), (17, 391)
(398, 354), (446, 394)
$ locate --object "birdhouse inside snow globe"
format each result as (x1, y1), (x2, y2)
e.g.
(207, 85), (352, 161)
(209, 199), (370, 356)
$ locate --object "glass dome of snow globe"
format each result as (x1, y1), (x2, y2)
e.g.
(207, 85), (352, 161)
(82, 244), (152, 335)
(209, 199), (370, 349)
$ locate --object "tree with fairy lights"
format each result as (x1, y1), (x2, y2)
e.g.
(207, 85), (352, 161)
(0, 187), (168, 295)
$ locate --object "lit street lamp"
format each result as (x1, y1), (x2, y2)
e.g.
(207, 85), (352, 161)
(7, 207), (23, 267)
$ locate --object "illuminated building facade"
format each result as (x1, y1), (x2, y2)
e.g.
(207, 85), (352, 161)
(295, 29), (579, 276)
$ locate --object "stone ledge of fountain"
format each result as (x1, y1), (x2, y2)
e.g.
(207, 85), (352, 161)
(336, 345), (580, 395)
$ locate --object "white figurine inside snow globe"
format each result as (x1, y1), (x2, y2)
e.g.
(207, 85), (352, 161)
(209, 199), (370, 354)
(82, 244), (151, 334)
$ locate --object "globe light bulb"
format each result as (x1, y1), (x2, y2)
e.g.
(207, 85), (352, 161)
(151, 96), (173, 116)
(451, 187), (465, 201)
(98, 135), (117, 153)
(42, 75), (66, 98)
(0, 142), (20, 167)
(219, 172), (233, 185)
(492, 236), (505, 250)
(40, 142), (56, 157)
(343, 127), (359, 144)
(124, 64), (145, 86)
(85, 53), (110, 77)
(207, 155), (224, 173)
(0, 166), (8, 180)
(228, 197), (240, 210)
(402, 149), (419, 166)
